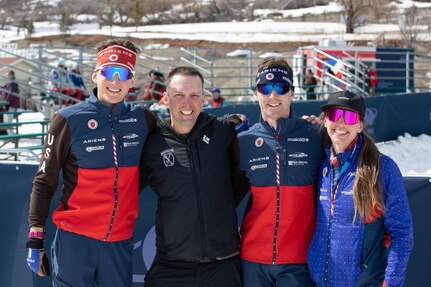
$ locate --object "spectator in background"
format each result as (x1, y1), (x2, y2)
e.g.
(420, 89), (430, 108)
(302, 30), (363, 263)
(207, 86), (227, 107)
(303, 69), (318, 100)
(368, 68), (378, 95)
(1, 70), (20, 134)
(67, 61), (89, 101)
(143, 69), (166, 101)
(49, 57), (75, 104)
(322, 68), (336, 100)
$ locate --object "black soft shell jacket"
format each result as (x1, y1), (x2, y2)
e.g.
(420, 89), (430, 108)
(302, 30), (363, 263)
(140, 112), (248, 261)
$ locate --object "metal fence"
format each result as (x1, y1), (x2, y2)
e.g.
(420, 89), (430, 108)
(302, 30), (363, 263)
(0, 44), (430, 117)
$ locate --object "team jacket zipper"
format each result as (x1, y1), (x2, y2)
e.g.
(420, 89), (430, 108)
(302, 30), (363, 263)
(103, 110), (120, 241)
(272, 133), (282, 265)
(186, 139), (209, 260)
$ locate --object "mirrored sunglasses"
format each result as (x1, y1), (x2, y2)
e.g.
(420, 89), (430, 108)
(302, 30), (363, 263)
(256, 83), (291, 96)
(100, 66), (133, 81)
(325, 108), (361, 125)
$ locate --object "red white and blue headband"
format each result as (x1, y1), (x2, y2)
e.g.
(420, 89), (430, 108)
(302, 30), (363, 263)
(95, 45), (137, 73)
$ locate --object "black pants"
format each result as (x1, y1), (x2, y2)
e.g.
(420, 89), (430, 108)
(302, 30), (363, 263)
(145, 254), (241, 287)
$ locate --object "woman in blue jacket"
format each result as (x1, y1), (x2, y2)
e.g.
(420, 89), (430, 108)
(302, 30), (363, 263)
(307, 91), (413, 287)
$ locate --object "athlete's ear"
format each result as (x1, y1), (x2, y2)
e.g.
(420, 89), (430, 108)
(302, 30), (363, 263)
(92, 71), (98, 85)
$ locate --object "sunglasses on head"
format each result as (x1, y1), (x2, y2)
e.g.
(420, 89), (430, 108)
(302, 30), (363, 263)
(256, 83), (291, 96)
(100, 66), (133, 81)
(325, 108), (361, 125)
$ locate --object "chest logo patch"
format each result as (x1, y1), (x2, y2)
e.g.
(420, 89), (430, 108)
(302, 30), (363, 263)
(161, 149), (175, 167)
(255, 137), (264, 147)
(87, 119), (98, 130)
(322, 166), (328, 177)
(203, 135), (210, 144)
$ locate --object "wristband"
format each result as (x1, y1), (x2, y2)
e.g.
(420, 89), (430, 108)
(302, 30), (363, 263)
(28, 231), (45, 239)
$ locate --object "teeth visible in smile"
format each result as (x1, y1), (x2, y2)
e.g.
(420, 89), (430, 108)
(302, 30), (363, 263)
(335, 129), (347, 135)
(107, 88), (120, 92)
(181, 111), (192, 115)
(268, 103), (280, 107)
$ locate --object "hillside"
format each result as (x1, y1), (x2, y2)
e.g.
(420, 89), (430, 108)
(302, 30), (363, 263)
(1, 0), (431, 51)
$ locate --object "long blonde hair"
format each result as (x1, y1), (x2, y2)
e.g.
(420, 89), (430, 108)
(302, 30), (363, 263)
(353, 131), (384, 222)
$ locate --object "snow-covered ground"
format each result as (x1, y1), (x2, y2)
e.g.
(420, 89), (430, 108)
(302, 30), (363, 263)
(1, 112), (429, 176)
(376, 134), (431, 175)
(1, 0), (431, 44)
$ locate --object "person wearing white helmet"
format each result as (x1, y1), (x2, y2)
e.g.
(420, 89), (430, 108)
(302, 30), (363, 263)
(49, 57), (75, 104)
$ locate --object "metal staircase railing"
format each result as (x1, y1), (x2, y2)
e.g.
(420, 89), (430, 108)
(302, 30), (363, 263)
(313, 47), (368, 95)
(180, 48), (214, 90)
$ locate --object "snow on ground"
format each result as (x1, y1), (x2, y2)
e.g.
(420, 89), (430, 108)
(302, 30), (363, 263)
(1, 112), (430, 175)
(377, 133), (431, 176)
(1, 1), (431, 44)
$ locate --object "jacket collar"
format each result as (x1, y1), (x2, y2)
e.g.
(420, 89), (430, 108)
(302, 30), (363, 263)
(159, 112), (214, 141)
(260, 107), (298, 135)
(88, 88), (127, 116)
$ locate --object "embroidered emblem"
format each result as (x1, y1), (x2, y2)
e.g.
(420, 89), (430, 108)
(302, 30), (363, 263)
(161, 149), (175, 167)
(322, 167), (328, 177)
(87, 119), (98, 130)
(255, 137), (264, 147)
(203, 135), (210, 144)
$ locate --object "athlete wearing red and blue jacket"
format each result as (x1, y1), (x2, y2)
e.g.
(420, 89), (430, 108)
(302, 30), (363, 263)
(27, 40), (157, 287)
(29, 90), (155, 241)
(239, 113), (322, 269)
(239, 114), (322, 265)
(307, 134), (413, 287)
(238, 58), (323, 287)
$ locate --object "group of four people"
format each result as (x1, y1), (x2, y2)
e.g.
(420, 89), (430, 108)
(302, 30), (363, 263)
(26, 39), (413, 287)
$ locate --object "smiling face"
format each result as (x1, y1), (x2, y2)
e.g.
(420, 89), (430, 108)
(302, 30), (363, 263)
(324, 107), (364, 153)
(255, 86), (294, 130)
(165, 74), (205, 134)
(92, 65), (135, 105)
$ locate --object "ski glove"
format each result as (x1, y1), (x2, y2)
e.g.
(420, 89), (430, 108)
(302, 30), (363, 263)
(26, 238), (50, 276)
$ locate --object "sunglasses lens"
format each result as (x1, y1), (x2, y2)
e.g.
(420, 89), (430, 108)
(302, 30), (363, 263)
(326, 108), (360, 125)
(101, 66), (132, 81)
(326, 108), (343, 122)
(257, 84), (291, 95)
(257, 84), (273, 95)
(343, 110), (360, 125)
(274, 84), (291, 95)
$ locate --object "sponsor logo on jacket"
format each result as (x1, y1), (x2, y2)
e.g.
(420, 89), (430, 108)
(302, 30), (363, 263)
(251, 164), (268, 170)
(119, 118), (137, 123)
(86, 146), (105, 152)
(161, 148), (175, 167)
(249, 156), (269, 163)
(341, 190), (354, 195)
(288, 160), (308, 166)
(288, 152), (308, 158)
(203, 135), (210, 144)
(287, 137), (309, 142)
(124, 141), (139, 148)
(123, 133), (139, 140)
(83, 138), (106, 144)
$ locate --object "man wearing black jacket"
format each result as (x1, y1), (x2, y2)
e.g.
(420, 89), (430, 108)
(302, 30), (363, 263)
(140, 66), (248, 287)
